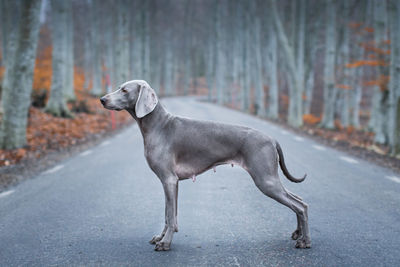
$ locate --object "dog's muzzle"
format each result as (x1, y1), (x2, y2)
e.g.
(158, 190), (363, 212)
(100, 97), (107, 106)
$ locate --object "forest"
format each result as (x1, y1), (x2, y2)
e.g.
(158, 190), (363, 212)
(0, 0), (400, 166)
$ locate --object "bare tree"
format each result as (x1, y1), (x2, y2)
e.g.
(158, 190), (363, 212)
(369, 0), (389, 143)
(269, 0), (304, 127)
(264, 12), (279, 120)
(0, 0), (21, 108)
(388, 0), (400, 154)
(63, 0), (75, 101)
(0, 0), (42, 149)
(45, 0), (72, 117)
(320, 0), (337, 129)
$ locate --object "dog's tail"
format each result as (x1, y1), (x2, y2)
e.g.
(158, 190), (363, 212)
(276, 142), (306, 183)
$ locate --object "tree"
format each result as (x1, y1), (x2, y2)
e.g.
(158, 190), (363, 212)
(369, 0), (389, 143)
(90, 0), (103, 96)
(63, 0), (75, 101)
(0, 0), (42, 149)
(0, 0), (21, 108)
(215, 0), (227, 104)
(250, 0), (265, 116)
(264, 11), (279, 120)
(320, 0), (337, 129)
(269, 0), (304, 127)
(388, 0), (400, 155)
(45, 0), (72, 117)
(113, 0), (131, 87)
(337, 0), (352, 128)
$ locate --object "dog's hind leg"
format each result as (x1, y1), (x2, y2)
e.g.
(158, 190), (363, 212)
(287, 190), (303, 240)
(251, 173), (311, 248)
(149, 225), (167, 244)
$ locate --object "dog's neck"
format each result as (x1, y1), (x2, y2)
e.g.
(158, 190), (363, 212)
(126, 102), (171, 138)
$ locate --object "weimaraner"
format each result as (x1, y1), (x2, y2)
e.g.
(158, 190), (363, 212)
(100, 80), (311, 251)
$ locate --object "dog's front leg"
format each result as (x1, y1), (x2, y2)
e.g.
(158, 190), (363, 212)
(154, 176), (179, 251)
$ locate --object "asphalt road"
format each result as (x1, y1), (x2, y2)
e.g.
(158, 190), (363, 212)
(1, 97), (400, 266)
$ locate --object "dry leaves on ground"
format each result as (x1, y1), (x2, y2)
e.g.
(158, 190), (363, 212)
(0, 97), (132, 167)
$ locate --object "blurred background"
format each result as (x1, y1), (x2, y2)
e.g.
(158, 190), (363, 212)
(0, 0), (400, 168)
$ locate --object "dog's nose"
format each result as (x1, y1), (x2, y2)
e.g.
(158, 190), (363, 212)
(100, 97), (106, 105)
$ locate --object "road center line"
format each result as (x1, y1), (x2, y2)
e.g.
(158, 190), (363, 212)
(280, 130), (289, 135)
(0, 190), (15, 198)
(43, 165), (64, 174)
(80, 150), (92, 157)
(312, 145), (326, 151)
(340, 156), (358, 164)
(385, 176), (400, 184)
(293, 136), (304, 142)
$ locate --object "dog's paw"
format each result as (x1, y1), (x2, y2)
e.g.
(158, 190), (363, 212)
(291, 229), (301, 240)
(295, 238), (311, 249)
(149, 235), (163, 245)
(154, 241), (170, 251)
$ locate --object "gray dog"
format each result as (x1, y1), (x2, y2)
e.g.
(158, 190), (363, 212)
(100, 80), (311, 251)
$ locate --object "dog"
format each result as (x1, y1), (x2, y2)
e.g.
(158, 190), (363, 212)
(100, 80), (311, 251)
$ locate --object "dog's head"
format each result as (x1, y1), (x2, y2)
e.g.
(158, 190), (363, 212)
(100, 80), (158, 118)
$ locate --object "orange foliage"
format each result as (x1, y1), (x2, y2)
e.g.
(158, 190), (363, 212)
(363, 75), (389, 91)
(359, 43), (390, 55)
(32, 46), (93, 103)
(346, 125), (355, 135)
(334, 119), (343, 131)
(368, 54), (377, 59)
(303, 114), (321, 125)
(280, 94), (289, 106)
(0, 66), (4, 80)
(33, 45), (52, 92)
(364, 27), (374, 33)
(74, 66), (87, 101)
(383, 40), (391, 45)
(346, 60), (387, 68)
(349, 22), (362, 29)
(336, 84), (352, 90)
(0, 98), (132, 167)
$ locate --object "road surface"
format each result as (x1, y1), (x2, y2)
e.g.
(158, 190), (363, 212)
(1, 97), (400, 266)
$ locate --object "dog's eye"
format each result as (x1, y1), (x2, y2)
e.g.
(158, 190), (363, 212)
(121, 88), (128, 93)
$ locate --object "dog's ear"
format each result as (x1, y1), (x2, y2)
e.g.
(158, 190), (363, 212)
(135, 83), (158, 118)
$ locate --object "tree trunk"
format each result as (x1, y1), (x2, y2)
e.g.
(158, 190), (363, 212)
(265, 11), (279, 120)
(89, 0), (102, 95)
(215, 0), (226, 105)
(0, 0), (42, 149)
(63, 1), (75, 100)
(205, 32), (215, 101)
(142, 0), (150, 82)
(164, 35), (174, 96)
(251, 1), (265, 116)
(0, 0), (21, 70)
(339, 0), (351, 128)
(370, 0), (389, 144)
(388, 0), (400, 154)
(294, 0), (306, 124)
(114, 0), (130, 87)
(240, 1), (250, 111)
(269, 0), (303, 127)
(45, 0), (72, 117)
(320, 0), (337, 129)
(83, 0), (93, 92)
(0, 0), (21, 107)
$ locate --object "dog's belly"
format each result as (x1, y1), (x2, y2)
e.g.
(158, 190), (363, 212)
(174, 157), (245, 180)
